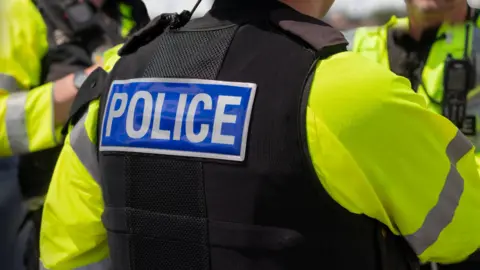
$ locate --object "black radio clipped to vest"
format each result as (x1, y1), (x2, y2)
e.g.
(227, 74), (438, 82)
(443, 54), (476, 135)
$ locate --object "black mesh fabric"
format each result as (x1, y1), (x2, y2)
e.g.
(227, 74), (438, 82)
(121, 26), (238, 270)
(144, 27), (237, 79)
(125, 156), (205, 216)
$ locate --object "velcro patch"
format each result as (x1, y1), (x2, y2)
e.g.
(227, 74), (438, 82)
(100, 78), (257, 161)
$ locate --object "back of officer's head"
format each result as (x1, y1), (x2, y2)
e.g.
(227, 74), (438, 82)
(212, 0), (335, 18)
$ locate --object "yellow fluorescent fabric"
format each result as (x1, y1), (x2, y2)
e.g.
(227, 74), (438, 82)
(307, 51), (480, 264)
(40, 100), (109, 270)
(119, 4), (135, 38)
(25, 83), (62, 153)
(40, 47), (122, 269)
(0, 0), (48, 89)
(103, 44), (124, 72)
(0, 81), (60, 157)
(0, 0), (60, 156)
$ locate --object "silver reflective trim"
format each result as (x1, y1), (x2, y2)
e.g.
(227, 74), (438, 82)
(405, 130), (472, 255)
(0, 73), (19, 92)
(342, 29), (356, 51)
(51, 83), (59, 144)
(70, 112), (100, 183)
(6, 92), (29, 154)
(40, 258), (110, 270)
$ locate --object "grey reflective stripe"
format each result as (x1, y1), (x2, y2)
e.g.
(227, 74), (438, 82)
(5, 92), (29, 154)
(0, 73), (19, 92)
(342, 29), (356, 51)
(50, 83), (59, 145)
(40, 258), (110, 270)
(70, 112), (100, 183)
(405, 130), (472, 255)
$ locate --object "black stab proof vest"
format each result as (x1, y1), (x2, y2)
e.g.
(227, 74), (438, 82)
(88, 3), (420, 270)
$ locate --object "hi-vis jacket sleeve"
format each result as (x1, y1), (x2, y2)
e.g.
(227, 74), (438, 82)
(40, 45), (122, 270)
(0, 0), (62, 156)
(307, 51), (480, 264)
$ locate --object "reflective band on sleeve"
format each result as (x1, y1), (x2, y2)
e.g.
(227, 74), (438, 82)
(5, 92), (29, 154)
(405, 130), (472, 255)
(70, 112), (100, 183)
(40, 258), (110, 270)
(342, 29), (356, 50)
(0, 73), (19, 92)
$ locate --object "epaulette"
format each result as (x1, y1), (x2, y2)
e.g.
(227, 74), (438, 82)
(269, 8), (348, 60)
(118, 10), (193, 56)
(61, 68), (108, 136)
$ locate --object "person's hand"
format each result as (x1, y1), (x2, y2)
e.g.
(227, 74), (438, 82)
(52, 64), (101, 125)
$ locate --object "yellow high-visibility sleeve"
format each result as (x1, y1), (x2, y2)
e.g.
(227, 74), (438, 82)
(40, 99), (108, 270)
(0, 0), (61, 156)
(40, 46), (122, 269)
(0, 0), (48, 89)
(307, 51), (480, 264)
(0, 83), (62, 156)
(341, 29), (356, 50)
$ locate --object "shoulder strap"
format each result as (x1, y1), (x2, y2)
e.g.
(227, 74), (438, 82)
(119, 11), (193, 56)
(269, 7), (348, 59)
(61, 67), (109, 135)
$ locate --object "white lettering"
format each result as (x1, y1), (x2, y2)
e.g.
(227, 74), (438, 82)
(186, 93), (212, 143)
(126, 91), (153, 139)
(105, 93), (128, 137)
(151, 93), (170, 140)
(173, 94), (187, 140)
(212, 95), (242, 145)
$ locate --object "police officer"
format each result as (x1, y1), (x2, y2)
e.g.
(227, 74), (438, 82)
(40, 0), (480, 269)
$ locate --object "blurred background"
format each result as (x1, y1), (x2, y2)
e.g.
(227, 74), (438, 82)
(142, 0), (408, 29)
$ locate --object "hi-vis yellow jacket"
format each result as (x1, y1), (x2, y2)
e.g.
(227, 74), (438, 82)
(0, 0), (61, 156)
(40, 43), (480, 268)
(0, 0), (137, 157)
(349, 16), (480, 173)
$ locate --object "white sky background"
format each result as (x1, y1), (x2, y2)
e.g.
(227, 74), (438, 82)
(142, 0), (407, 18)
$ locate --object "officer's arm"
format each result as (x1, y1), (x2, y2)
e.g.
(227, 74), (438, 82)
(0, 0), (51, 156)
(307, 51), (480, 264)
(0, 0), (76, 156)
(40, 45), (122, 269)
(40, 99), (109, 270)
(0, 0), (104, 157)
